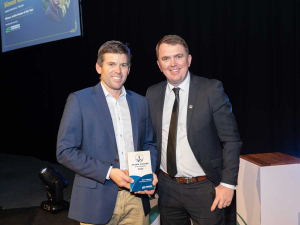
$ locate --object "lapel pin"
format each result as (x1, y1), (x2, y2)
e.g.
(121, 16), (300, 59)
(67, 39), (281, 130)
(189, 105), (193, 109)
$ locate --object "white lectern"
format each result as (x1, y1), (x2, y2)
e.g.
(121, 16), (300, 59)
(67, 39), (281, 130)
(236, 152), (300, 225)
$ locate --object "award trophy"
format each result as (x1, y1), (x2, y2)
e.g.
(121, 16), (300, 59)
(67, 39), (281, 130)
(127, 151), (154, 192)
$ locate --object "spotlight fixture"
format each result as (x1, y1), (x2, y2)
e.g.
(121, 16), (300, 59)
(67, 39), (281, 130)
(39, 166), (70, 213)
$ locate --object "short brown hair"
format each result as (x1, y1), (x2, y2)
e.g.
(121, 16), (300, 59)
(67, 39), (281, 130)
(156, 35), (189, 58)
(97, 41), (131, 67)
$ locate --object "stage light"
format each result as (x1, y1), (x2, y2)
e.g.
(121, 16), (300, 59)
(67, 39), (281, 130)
(39, 166), (69, 213)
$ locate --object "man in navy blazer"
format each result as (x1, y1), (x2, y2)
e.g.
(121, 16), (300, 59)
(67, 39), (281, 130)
(146, 35), (242, 225)
(57, 41), (157, 225)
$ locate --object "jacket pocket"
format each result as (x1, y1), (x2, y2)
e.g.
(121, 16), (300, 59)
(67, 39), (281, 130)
(74, 174), (97, 189)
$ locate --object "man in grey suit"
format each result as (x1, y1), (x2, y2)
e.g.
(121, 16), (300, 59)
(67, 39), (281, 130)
(146, 35), (242, 225)
(57, 41), (157, 225)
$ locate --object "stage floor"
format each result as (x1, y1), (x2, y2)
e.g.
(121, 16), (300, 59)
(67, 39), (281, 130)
(0, 153), (75, 209)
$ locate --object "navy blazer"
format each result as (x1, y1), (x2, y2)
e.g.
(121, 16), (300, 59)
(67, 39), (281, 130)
(57, 83), (157, 224)
(146, 74), (242, 186)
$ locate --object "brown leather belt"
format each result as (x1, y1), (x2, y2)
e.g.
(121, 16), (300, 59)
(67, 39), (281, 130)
(118, 187), (129, 191)
(160, 169), (207, 184)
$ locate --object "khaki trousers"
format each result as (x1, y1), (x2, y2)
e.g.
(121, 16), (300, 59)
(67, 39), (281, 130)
(80, 190), (149, 225)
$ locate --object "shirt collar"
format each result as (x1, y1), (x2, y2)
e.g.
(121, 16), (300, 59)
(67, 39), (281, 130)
(100, 81), (126, 99)
(166, 71), (190, 96)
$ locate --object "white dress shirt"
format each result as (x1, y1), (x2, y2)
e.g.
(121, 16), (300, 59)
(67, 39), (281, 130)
(101, 82), (135, 179)
(161, 72), (235, 189)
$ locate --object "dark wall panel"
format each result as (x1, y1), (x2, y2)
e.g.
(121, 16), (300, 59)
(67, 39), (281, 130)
(0, 0), (299, 161)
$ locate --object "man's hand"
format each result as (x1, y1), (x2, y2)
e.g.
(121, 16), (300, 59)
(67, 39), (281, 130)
(134, 172), (158, 195)
(109, 168), (134, 189)
(123, 169), (129, 176)
(211, 185), (234, 211)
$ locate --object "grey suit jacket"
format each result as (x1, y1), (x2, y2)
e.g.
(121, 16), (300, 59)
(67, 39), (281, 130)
(146, 73), (242, 186)
(57, 83), (157, 224)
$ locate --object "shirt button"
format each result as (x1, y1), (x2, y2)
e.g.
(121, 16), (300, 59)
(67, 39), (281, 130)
(120, 134), (122, 137)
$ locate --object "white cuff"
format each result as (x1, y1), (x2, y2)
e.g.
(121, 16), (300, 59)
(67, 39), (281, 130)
(106, 166), (113, 180)
(220, 182), (236, 190)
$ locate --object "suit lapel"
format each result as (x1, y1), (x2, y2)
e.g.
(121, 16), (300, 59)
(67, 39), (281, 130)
(92, 83), (118, 152)
(187, 74), (199, 132)
(126, 93), (138, 152)
(156, 82), (167, 150)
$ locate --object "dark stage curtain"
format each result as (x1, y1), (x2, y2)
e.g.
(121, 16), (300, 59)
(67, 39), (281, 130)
(0, 0), (299, 159)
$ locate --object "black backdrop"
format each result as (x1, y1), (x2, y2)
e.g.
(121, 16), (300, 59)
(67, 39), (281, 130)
(1, 0), (299, 161)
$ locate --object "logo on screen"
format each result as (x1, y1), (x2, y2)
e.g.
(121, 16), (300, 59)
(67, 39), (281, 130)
(135, 154), (144, 162)
(6, 27), (11, 33)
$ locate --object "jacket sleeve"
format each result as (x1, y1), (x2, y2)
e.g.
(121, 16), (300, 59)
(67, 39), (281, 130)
(142, 97), (157, 172)
(211, 80), (242, 185)
(56, 93), (110, 184)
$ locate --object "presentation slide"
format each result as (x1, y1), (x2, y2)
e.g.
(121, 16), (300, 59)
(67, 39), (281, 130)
(0, 0), (81, 52)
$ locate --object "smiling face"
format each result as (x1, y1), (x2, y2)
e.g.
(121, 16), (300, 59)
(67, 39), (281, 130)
(157, 43), (192, 86)
(96, 53), (130, 98)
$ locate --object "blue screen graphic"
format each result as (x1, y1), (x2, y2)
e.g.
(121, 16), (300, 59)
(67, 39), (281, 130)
(0, 0), (81, 52)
